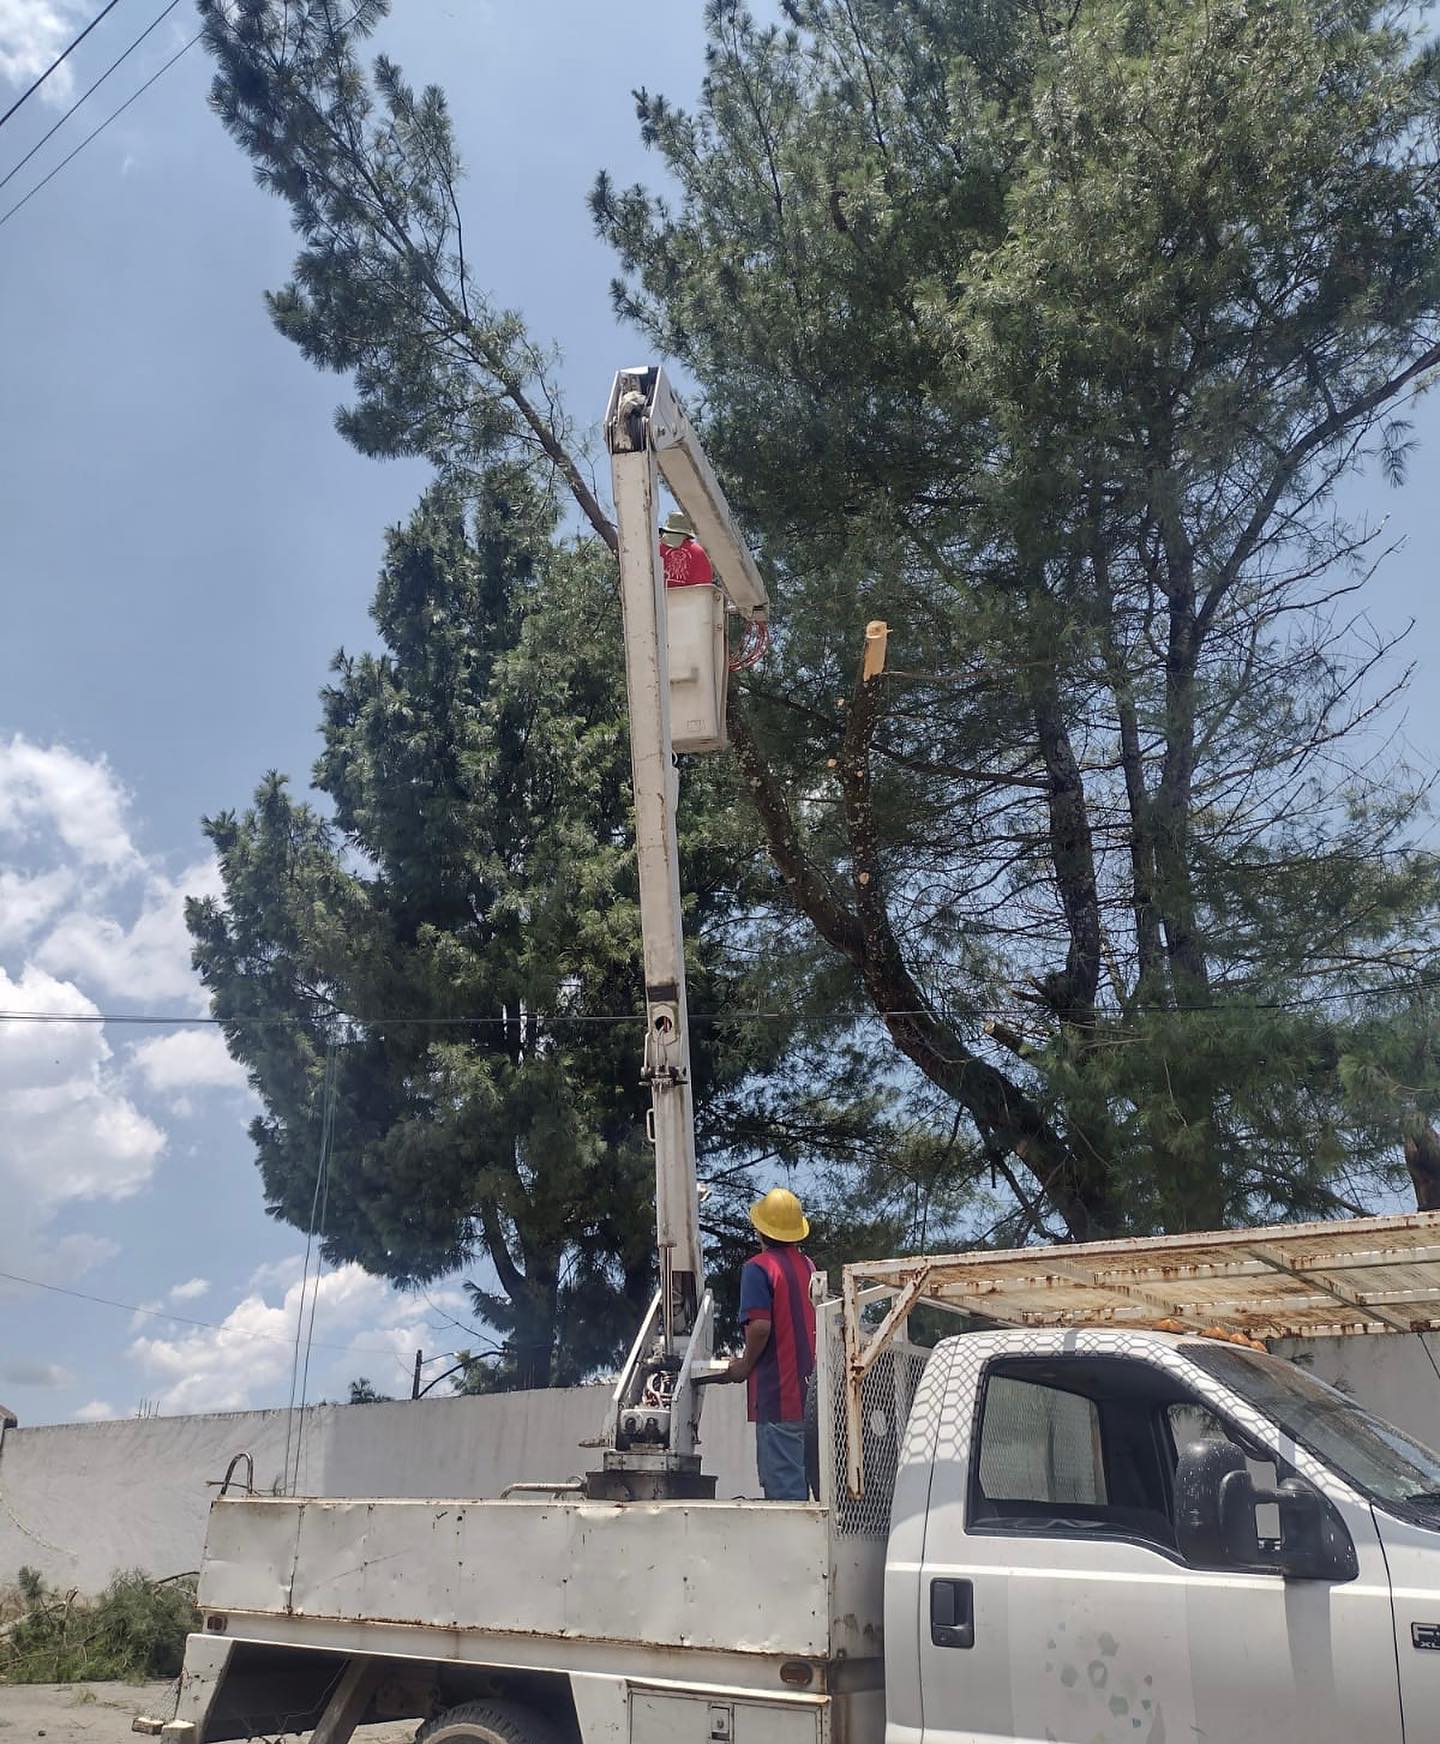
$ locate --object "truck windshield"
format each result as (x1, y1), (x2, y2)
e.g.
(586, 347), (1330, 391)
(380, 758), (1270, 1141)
(1182, 1342), (1440, 1515)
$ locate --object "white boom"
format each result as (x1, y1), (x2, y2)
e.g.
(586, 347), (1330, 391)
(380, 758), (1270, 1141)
(590, 366), (768, 1499)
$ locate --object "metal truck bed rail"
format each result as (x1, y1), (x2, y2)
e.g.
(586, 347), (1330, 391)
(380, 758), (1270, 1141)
(839, 1209), (1440, 1494)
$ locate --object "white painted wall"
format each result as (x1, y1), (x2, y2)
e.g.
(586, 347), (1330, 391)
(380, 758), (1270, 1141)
(1273, 1331), (1440, 1448)
(0, 1386), (756, 1596)
(6, 1333), (1438, 1599)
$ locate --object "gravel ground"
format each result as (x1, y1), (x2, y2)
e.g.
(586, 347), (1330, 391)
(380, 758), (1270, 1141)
(0, 1684), (418, 1744)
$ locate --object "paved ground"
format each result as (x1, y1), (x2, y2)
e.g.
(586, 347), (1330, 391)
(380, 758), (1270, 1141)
(0, 1684), (418, 1744)
(0, 1685), (175, 1744)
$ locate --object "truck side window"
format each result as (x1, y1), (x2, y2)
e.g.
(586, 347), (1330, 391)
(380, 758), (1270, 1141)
(1164, 1402), (1283, 1547)
(977, 1375), (1106, 1505)
(969, 1357), (1214, 1557)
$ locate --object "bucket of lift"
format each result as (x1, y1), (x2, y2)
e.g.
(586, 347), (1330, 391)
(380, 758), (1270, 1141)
(666, 582), (729, 753)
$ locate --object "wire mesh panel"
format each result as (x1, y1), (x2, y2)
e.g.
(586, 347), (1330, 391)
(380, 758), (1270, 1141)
(975, 1373), (1106, 1503)
(825, 1318), (931, 1536)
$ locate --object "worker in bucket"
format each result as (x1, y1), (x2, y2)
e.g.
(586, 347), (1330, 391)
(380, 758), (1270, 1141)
(659, 509), (715, 588)
(716, 1187), (817, 1501)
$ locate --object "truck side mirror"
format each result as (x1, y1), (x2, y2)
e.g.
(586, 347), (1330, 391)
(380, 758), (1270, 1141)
(1176, 1442), (1358, 1582)
(1175, 1439), (1261, 1567)
(1271, 1477), (1358, 1583)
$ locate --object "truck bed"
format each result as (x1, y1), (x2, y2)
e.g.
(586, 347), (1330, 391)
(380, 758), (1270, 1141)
(199, 1495), (879, 1668)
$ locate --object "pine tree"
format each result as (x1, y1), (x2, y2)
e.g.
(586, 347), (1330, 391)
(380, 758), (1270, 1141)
(189, 474), (907, 1380)
(199, 0), (1440, 1250)
(592, 0), (1440, 1232)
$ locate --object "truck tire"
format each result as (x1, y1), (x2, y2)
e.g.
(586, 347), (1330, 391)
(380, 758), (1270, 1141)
(416, 1699), (565, 1744)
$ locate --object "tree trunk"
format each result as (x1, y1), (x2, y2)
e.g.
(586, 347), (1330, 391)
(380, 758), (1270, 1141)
(1404, 1127), (1440, 1212)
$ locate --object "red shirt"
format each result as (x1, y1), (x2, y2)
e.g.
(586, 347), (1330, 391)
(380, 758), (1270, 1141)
(661, 538), (715, 588)
(739, 1245), (816, 1423)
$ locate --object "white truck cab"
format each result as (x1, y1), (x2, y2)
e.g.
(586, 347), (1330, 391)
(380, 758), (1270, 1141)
(889, 1324), (1440, 1743)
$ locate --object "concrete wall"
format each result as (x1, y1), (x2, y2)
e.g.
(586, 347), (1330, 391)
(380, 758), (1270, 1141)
(6, 1333), (1439, 1599)
(1273, 1331), (1440, 1447)
(0, 1386), (756, 1596)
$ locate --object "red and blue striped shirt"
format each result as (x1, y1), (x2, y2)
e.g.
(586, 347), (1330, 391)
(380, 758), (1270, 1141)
(739, 1244), (816, 1423)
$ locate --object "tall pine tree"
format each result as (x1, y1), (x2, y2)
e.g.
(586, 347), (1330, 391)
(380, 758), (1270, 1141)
(199, 0), (1440, 1258)
(189, 474), (910, 1381)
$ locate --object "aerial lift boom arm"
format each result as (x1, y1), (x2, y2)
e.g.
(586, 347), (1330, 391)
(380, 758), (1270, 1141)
(591, 366), (768, 1499)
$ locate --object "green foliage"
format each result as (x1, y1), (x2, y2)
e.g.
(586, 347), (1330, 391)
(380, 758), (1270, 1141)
(0, 1572), (199, 1684)
(592, 0), (1440, 1232)
(347, 1377), (391, 1403)
(189, 473), (902, 1378)
(200, 0), (1440, 1276)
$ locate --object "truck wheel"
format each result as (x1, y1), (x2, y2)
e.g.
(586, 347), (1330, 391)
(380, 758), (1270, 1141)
(417, 1699), (564, 1744)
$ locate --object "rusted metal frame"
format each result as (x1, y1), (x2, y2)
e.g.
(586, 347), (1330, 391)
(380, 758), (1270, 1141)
(853, 1270), (933, 1380)
(1120, 1246), (1440, 1286)
(845, 1211), (1440, 1285)
(1355, 1286), (1440, 1307)
(843, 1215), (1440, 1335)
(842, 1266), (866, 1500)
(310, 1656), (384, 1744)
(1246, 1245), (1419, 1333)
(1042, 1259), (1210, 1328)
(846, 1270), (1436, 1336)
(843, 1268), (933, 1499)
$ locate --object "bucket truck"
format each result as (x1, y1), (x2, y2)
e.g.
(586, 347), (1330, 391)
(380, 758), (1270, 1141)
(144, 370), (1440, 1744)
(588, 365), (769, 1501)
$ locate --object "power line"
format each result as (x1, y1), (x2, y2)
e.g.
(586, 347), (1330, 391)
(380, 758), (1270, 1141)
(284, 1035), (339, 1493)
(0, 1265), (438, 1360)
(6, 970), (1440, 1033)
(0, 25), (201, 232)
(0, 0), (128, 133)
(0, 0), (184, 196)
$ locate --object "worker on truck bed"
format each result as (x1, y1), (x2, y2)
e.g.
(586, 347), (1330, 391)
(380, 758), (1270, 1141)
(716, 1188), (817, 1501)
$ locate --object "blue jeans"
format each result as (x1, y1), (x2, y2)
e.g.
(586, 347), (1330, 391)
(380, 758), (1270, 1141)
(755, 1419), (808, 1500)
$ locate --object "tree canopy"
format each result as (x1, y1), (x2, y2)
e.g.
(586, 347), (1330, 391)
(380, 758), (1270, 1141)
(196, 0), (1440, 1378)
(189, 473), (910, 1381)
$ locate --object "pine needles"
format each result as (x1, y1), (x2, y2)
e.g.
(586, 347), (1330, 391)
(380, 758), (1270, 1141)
(0, 1568), (199, 1684)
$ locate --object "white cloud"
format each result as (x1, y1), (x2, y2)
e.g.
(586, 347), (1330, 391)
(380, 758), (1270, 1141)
(0, 736), (138, 870)
(0, 1359), (73, 1389)
(0, 965), (165, 1214)
(0, 738), (242, 1278)
(0, 867), (75, 950)
(37, 858), (219, 1007)
(130, 1264), (436, 1416)
(130, 1029), (248, 1096)
(74, 1400), (116, 1422)
(168, 1277), (209, 1303)
(0, 735), (218, 1009)
(0, 0), (87, 105)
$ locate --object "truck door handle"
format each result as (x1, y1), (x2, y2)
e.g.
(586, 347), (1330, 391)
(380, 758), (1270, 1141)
(930, 1578), (974, 1649)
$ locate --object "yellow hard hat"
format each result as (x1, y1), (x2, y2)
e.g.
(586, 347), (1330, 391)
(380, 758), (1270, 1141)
(749, 1187), (810, 1244)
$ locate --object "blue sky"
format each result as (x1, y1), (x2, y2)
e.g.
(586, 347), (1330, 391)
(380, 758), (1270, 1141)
(0, 0), (1438, 1427)
(0, 0), (712, 1426)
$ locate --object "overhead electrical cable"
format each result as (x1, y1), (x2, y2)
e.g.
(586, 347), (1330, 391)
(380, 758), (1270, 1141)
(0, 27), (200, 229)
(8, 969), (1440, 1030)
(0, 1265), (443, 1358)
(283, 1033), (340, 1495)
(0, 0), (185, 197)
(0, 0), (129, 132)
